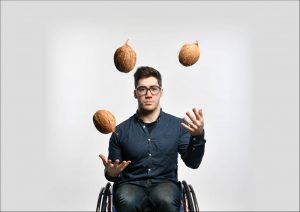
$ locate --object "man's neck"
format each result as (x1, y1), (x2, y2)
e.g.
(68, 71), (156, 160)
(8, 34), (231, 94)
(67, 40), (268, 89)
(138, 107), (161, 123)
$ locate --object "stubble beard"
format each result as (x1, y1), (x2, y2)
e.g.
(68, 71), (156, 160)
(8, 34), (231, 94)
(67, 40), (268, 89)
(138, 101), (160, 116)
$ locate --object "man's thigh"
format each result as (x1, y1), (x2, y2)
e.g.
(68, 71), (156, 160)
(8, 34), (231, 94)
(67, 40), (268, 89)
(148, 181), (181, 206)
(113, 183), (147, 207)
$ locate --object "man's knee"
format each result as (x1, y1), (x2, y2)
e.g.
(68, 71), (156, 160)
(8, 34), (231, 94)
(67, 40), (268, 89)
(153, 182), (181, 199)
(156, 190), (181, 204)
(114, 184), (146, 211)
(150, 195), (180, 212)
(116, 193), (136, 205)
(149, 182), (181, 211)
(114, 193), (141, 211)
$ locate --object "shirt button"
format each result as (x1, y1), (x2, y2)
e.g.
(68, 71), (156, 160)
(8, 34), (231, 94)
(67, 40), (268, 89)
(193, 137), (196, 141)
(143, 125), (146, 128)
(192, 147), (195, 151)
(149, 153), (152, 157)
(148, 138), (151, 142)
(148, 168), (151, 172)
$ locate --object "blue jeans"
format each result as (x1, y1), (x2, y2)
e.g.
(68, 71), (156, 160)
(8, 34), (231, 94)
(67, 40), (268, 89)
(114, 180), (181, 212)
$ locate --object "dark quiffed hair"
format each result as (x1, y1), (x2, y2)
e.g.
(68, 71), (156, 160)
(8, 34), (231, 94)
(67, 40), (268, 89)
(134, 66), (162, 88)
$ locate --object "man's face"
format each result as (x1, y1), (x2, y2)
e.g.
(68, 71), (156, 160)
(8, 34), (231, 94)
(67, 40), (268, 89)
(134, 76), (163, 112)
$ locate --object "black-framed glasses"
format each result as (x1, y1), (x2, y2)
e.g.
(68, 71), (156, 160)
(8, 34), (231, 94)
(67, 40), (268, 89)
(136, 86), (161, 96)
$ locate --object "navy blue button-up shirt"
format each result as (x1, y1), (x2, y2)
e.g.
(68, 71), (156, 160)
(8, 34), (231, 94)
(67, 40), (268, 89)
(105, 109), (206, 185)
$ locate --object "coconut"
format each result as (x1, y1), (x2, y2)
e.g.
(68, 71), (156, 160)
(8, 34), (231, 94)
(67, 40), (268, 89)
(114, 40), (137, 73)
(93, 109), (116, 134)
(178, 41), (200, 67)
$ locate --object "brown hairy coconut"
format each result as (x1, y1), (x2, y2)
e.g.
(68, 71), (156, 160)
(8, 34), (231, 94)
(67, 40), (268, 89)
(114, 40), (137, 73)
(178, 41), (200, 67)
(93, 109), (116, 134)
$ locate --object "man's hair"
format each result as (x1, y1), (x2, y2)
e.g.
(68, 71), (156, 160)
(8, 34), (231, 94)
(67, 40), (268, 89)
(134, 66), (162, 88)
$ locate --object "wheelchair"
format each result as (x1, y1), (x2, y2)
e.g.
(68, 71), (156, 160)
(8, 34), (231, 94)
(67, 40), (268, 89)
(96, 180), (199, 212)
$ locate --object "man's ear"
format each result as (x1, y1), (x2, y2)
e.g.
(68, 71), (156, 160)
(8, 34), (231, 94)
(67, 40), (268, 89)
(160, 88), (163, 97)
(134, 90), (137, 99)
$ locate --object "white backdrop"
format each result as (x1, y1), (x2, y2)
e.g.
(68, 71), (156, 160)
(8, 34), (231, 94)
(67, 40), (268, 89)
(1, 1), (299, 211)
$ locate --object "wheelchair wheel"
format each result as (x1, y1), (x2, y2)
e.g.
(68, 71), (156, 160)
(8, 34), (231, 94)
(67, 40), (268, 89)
(101, 183), (112, 212)
(182, 181), (195, 211)
(105, 183), (113, 212)
(189, 184), (199, 212)
(96, 187), (105, 212)
(96, 182), (113, 212)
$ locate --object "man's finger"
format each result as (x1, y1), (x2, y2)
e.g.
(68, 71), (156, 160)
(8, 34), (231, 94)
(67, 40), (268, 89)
(118, 161), (131, 171)
(183, 117), (197, 129)
(181, 122), (193, 132)
(99, 154), (107, 162)
(117, 161), (127, 170)
(108, 159), (114, 168)
(113, 159), (120, 168)
(193, 108), (201, 120)
(186, 112), (197, 123)
(199, 109), (204, 118)
(99, 154), (108, 167)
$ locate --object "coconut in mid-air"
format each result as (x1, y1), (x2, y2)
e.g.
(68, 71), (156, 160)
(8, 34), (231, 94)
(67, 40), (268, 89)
(93, 109), (116, 134)
(178, 41), (200, 67)
(114, 40), (137, 73)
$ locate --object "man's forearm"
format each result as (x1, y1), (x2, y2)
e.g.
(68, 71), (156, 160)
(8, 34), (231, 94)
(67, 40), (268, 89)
(183, 133), (206, 169)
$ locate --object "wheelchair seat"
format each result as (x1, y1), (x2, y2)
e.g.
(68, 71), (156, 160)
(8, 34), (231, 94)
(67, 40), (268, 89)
(96, 180), (199, 212)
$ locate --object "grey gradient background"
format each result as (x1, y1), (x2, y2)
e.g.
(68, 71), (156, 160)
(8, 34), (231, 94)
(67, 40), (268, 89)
(1, 1), (299, 211)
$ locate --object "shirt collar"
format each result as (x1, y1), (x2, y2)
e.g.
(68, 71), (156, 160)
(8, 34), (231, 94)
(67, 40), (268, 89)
(134, 108), (162, 123)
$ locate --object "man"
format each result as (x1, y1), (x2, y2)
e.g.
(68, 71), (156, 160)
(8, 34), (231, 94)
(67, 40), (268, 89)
(99, 66), (206, 212)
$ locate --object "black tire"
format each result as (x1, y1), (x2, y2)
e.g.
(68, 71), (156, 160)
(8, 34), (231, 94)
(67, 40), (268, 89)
(189, 184), (199, 212)
(107, 184), (113, 212)
(96, 187), (105, 212)
(182, 181), (195, 211)
(180, 182), (188, 212)
(101, 182), (112, 212)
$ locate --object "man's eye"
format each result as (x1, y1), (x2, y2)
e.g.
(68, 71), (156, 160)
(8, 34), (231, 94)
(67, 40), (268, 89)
(151, 86), (160, 90)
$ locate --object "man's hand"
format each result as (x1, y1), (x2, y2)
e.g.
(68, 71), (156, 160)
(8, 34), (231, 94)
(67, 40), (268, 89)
(181, 108), (204, 136)
(99, 154), (131, 177)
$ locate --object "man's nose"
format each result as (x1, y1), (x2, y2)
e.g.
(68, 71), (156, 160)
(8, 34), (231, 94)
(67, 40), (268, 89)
(145, 89), (152, 96)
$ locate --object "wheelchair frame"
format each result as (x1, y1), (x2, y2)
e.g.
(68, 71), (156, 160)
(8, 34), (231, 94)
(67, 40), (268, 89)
(96, 181), (199, 212)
